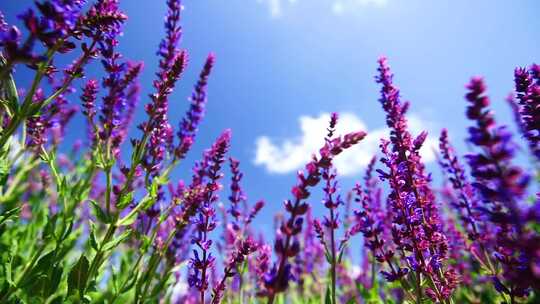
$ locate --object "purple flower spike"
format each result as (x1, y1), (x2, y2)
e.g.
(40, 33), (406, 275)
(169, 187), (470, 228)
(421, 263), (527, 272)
(375, 57), (455, 302)
(211, 238), (258, 304)
(26, 116), (46, 149)
(228, 157), (245, 224)
(465, 77), (529, 206)
(188, 130), (232, 303)
(513, 65), (540, 160)
(464, 76), (537, 298)
(265, 113), (366, 302)
(176, 53), (216, 159)
(438, 129), (482, 242)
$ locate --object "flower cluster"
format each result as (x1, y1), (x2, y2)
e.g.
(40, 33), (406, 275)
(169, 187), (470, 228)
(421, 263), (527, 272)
(463, 76), (538, 299)
(176, 54), (215, 159)
(514, 65), (540, 160)
(438, 129), (482, 242)
(375, 57), (456, 302)
(188, 130), (231, 302)
(264, 114), (366, 302)
(211, 237), (258, 304)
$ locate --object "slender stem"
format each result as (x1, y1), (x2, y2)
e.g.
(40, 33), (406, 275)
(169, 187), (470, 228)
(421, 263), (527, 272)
(370, 253), (376, 287)
(199, 213), (211, 304)
(86, 222), (118, 291)
(0, 43), (59, 149)
(329, 208), (337, 304)
(105, 167), (113, 214)
(0, 156), (40, 202)
(267, 198), (301, 304)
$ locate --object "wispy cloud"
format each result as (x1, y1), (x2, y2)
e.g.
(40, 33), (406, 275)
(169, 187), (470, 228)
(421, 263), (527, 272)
(332, 0), (388, 15)
(254, 112), (438, 176)
(257, 0), (388, 18)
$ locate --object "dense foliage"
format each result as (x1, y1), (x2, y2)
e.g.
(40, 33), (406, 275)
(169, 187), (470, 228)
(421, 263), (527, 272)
(0, 1), (538, 303)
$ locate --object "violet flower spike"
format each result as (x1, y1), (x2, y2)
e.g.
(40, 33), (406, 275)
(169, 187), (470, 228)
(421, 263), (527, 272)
(176, 53), (215, 159)
(188, 130), (231, 303)
(211, 238), (258, 304)
(265, 113), (366, 303)
(464, 76), (533, 299)
(513, 65), (540, 161)
(228, 157), (246, 228)
(375, 57), (455, 302)
(438, 129), (482, 242)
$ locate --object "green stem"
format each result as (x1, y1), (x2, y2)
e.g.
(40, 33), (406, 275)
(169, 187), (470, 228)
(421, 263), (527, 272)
(86, 222), (118, 292)
(329, 208), (337, 304)
(0, 43), (59, 149)
(0, 243), (46, 302)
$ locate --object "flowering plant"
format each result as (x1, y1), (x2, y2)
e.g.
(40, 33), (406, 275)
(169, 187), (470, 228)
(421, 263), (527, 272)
(0, 1), (538, 303)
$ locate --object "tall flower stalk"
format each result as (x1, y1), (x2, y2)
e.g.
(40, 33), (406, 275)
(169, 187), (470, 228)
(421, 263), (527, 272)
(264, 113), (366, 303)
(375, 57), (456, 303)
(463, 76), (532, 301)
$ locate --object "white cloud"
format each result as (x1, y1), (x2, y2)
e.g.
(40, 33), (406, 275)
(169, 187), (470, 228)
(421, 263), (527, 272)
(333, 0), (388, 15)
(258, 0), (388, 18)
(254, 112), (438, 176)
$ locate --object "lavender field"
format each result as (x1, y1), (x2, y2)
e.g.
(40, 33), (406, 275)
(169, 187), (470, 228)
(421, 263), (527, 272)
(0, 0), (539, 303)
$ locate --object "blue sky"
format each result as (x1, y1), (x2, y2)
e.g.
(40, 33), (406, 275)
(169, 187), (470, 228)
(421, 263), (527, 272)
(2, 0), (540, 242)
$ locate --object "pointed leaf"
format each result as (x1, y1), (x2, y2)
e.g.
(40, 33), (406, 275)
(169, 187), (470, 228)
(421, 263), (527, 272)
(67, 255), (89, 296)
(89, 200), (110, 223)
(0, 206), (21, 226)
(89, 222), (99, 251)
(116, 191), (134, 209)
(102, 229), (132, 252)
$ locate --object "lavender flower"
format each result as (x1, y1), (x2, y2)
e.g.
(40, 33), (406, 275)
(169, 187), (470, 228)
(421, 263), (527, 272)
(465, 77), (529, 211)
(228, 157), (246, 226)
(188, 130), (231, 303)
(26, 115), (46, 149)
(464, 76), (533, 299)
(98, 38), (143, 158)
(136, 0), (188, 175)
(514, 65), (540, 161)
(265, 114), (366, 302)
(157, 0), (183, 72)
(175, 54), (215, 159)
(211, 238), (258, 304)
(352, 180), (405, 283)
(140, 50), (187, 174)
(317, 112), (344, 304)
(438, 129), (482, 242)
(375, 57), (455, 302)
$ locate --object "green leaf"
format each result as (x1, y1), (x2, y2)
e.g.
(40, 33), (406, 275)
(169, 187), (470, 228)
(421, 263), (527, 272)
(120, 274), (138, 293)
(325, 284), (333, 304)
(0, 206), (21, 226)
(89, 222), (99, 251)
(4, 250), (14, 286)
(68, 255), (89, 296)
(338, 247), (346, 264)
(117, 210), (138, 227)
(89, 200), (110, 223)
(102, 229), (132, 252)
(0, 152), (10, 186)
(116, 191), (134, 209)
(43, 214), (58, 240)
(19, 251), (56, 289)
